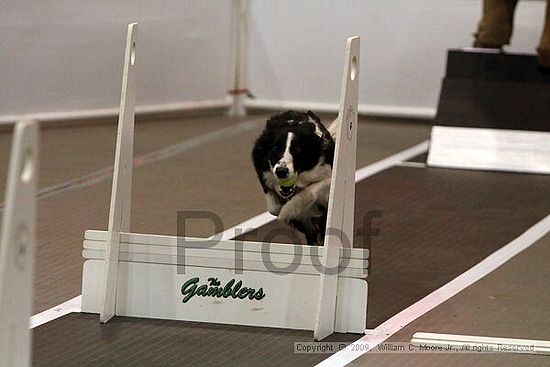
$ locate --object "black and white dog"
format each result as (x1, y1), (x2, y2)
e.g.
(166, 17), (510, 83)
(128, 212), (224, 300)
(252, 111), (336, 245)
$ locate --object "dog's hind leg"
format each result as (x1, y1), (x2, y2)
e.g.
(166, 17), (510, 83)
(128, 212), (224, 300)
(278, 179), (331, 246)
(289, 219), (321, 246)
(315, 212), (328, 246)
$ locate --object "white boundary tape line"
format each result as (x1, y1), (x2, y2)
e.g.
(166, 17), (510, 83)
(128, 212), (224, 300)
(316, 212), (550, 367)
(30, 295), (82, 329)
(219, 212), (275, 241)
(30, 140), (429, 328)
(397, 161), (427, 168)
(0, 99), (231, 127)
(0, 119), (260, 212)
(354, 141), (428, 182)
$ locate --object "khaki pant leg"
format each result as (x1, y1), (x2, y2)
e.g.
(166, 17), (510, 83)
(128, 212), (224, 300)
(474, 0), (519, 46)
(538, 0), (550, 67)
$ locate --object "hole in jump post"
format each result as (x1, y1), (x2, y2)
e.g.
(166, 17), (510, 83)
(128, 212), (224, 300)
(350, 55), (357, 81)
(20, 149), (34, 183)
(130, 41), (136, 66)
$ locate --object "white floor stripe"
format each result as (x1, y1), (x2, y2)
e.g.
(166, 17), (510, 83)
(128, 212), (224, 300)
(218, 212), (276, 241)
(317, 213), (550, 367)
(30, 295), (82, 329)
(354, 141), (428, 181)
(397, 161), (427, 168)
(30, 140), (429, 328)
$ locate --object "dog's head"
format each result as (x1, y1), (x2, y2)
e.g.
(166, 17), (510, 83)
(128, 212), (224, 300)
(263, 111), (331, 196)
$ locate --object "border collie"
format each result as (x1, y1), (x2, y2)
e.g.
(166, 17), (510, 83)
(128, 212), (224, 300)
(252, 111), (336, 245)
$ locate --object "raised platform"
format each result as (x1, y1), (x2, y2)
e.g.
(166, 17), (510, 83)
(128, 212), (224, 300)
(428, 49), (550, 174)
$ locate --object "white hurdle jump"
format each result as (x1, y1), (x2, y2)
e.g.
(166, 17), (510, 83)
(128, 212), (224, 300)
(81, 24), (367, 339)
(0, 121), (39, 367)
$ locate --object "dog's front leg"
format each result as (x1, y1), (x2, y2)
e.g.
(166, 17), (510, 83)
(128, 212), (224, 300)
(279, 178), (331, 222)
(265, 192), (283, 216)
(279, 188), (316, 224)
(278, 178), (331, 245)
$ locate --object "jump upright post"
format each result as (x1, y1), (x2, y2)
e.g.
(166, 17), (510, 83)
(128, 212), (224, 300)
(0, 120), (39, 367)
(100, 22), (138, 323)
(314, 36), (360, 341)
(83, 24), (367, 340)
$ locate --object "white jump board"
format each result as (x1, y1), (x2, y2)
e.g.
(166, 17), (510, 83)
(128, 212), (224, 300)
(427, 126), (550, 174)
(82, 230), (369, 333)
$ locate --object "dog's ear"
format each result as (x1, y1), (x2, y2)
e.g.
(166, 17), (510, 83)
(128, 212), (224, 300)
(266, 114), (288, 129)
(304, 120), (316, 133)
(301, 120), (321, 138)
(306, 110), (321, 123)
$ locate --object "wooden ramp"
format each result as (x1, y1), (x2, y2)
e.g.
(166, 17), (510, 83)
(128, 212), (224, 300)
(428, 49), (550, 174)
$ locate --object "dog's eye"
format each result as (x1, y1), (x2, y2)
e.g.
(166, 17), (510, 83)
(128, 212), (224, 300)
(292, 146), (301, 154)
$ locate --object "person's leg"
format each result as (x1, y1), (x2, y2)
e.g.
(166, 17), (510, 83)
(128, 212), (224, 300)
(474, 0), (519, 48)
(537, 0), (550, 69)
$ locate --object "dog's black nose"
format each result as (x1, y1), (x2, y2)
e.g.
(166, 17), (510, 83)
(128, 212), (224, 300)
(275, 166), (289, 179)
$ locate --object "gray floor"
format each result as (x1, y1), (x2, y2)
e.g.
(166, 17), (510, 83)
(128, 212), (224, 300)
(31, 164), (550, 367)
(2, 112), (549, 366)
(350, 233), (550, 367)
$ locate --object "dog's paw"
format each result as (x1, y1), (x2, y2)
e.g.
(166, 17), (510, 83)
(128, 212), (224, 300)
(266, 192), (282, 216)
(269, 206), (281, 216)
(278, 190), (317, 224)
